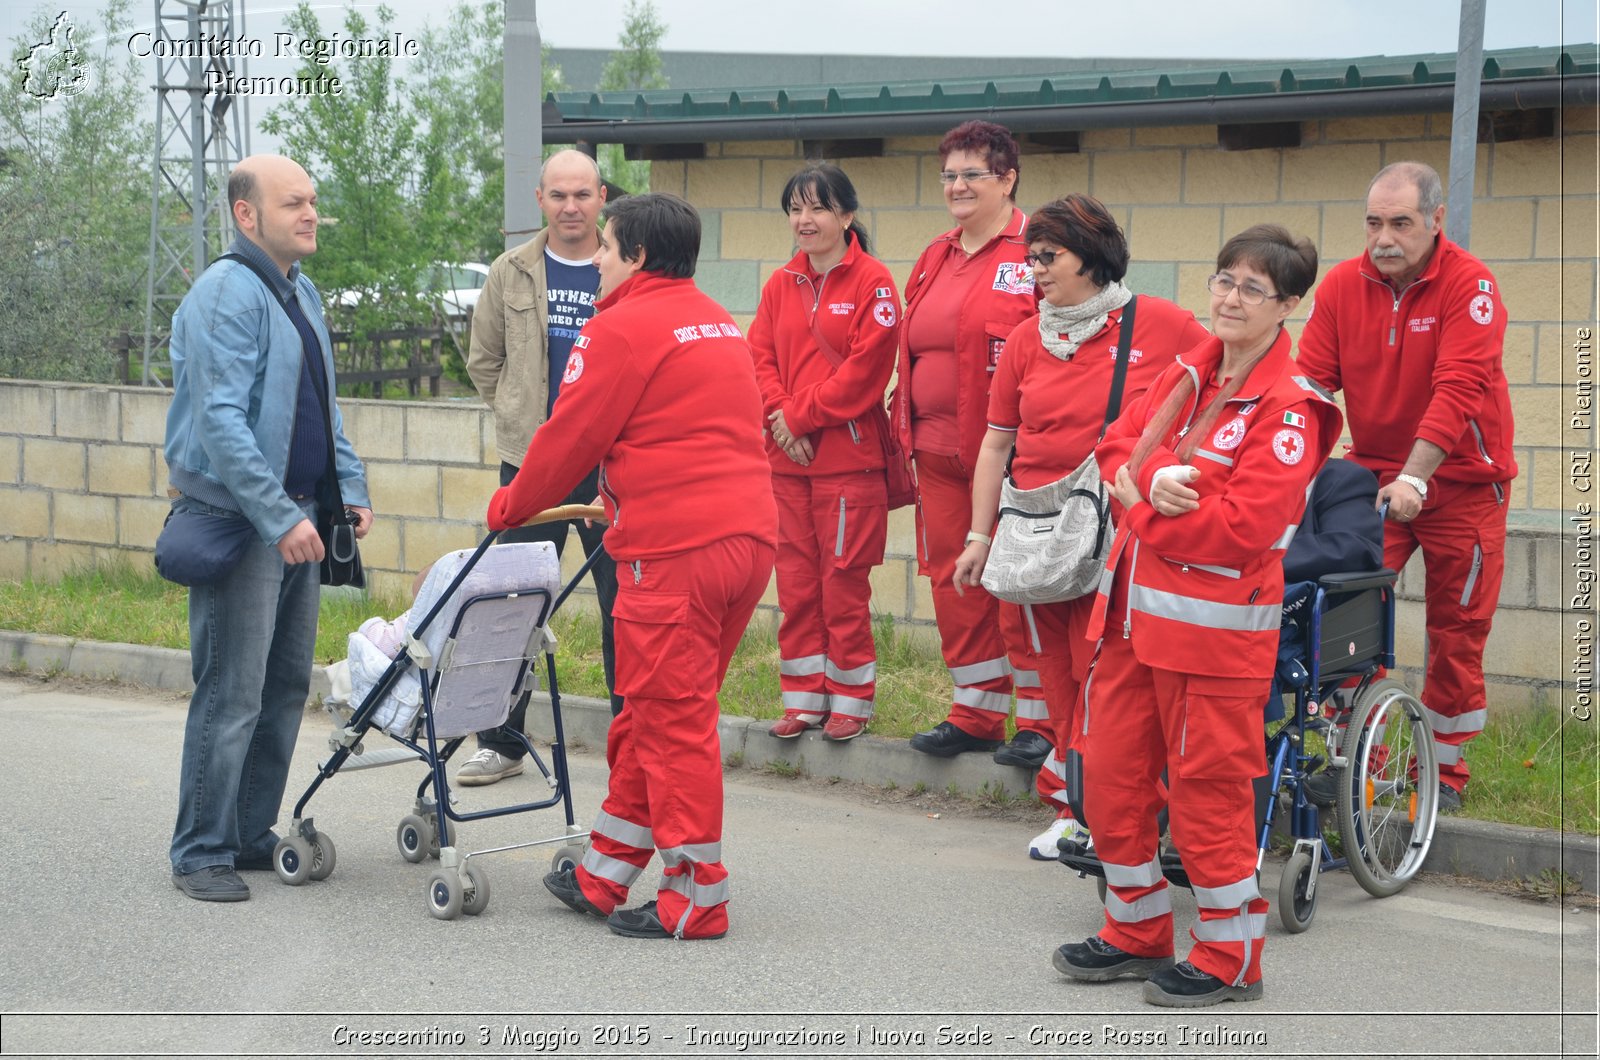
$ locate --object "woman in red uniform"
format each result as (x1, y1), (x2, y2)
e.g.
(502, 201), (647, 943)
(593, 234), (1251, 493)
(489, 193), (778, 941)
(890, 120), (1049, 766)
(952, 194), (1207, 858)
(1052, 225), (1340, 1006)
(750, 163), (900, 742)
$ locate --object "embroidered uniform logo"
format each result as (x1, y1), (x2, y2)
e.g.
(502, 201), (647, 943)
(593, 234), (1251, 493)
(875, 287), (892, 299)
(1282, 410), (1306, 428)
(1271, 429), (1306, 465)
(873, 300), (896, 327)
(1238, 403), (1257, 416)
(992, 261), (1034, 295)
(828, 302), (855, 316)
(1212, 416), (1247, 451)
(1478, 279), (1494, 294)
(1469, 294), (1494, 326)
(1107, 345), (1144, 364)
(562, 351), (584, 385)
(16, 12), (90, 102)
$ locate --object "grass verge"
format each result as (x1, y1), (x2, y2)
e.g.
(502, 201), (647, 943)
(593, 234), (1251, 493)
(1, 562), (1592, 836)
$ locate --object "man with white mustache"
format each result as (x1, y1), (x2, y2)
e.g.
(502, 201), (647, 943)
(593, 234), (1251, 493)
(1295, 161), (1516, 815)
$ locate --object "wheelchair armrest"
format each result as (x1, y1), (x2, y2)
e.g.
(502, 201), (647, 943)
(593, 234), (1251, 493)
(1317, 569), (1397, 594)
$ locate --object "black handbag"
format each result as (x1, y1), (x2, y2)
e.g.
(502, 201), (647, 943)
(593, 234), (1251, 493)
(217, 252), (365, 588)
(309, 346), (365, 589)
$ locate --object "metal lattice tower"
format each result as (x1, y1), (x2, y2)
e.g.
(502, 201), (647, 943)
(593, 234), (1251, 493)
(141, 0), (250, 385)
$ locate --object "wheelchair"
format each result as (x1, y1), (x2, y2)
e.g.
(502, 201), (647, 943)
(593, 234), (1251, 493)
(1059, 567), (1441, 935)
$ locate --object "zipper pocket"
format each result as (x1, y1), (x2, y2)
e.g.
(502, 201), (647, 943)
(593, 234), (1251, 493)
(847, 419), (862, 445)
(1467, 419), (1495, 465)
(1460, 543), (1483, 607)
(835, 496), (847, 558)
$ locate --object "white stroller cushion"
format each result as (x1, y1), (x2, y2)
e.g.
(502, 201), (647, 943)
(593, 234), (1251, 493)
(348, 631), (423, 736)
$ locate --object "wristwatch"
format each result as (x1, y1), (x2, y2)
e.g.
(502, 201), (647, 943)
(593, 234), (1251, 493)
(1395, 473), (1429, 499)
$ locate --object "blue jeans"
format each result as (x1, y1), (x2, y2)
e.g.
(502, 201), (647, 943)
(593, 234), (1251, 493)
(169, 499), (321, 875)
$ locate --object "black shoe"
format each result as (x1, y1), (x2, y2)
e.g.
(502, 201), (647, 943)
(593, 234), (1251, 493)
(1142, 961), (1263, 1007)
(909, 721), (1002, 758)
(172, 865), (250, 902)
(543, 866), (605, 918)
(1052, 936), (1174, 982)
(606, 900), (727, 940)
(1437, 782), (1464, 815)
(1303, 770), (1340, 808)
(993, 730), (1052, 768)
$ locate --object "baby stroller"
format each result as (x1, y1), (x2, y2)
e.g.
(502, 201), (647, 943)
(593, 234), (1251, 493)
(1060, 564), (1440, 934)
(273, 506), (604, 920)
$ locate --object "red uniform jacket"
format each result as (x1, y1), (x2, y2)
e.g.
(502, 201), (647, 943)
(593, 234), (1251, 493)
(988, 296), (1208, 489)
(1295, 233), (1516, 486)
(747, 239), (901, 477)
(487, 273), (778, 560)
(1089, 330), (1343, 679)
(890, 206), (1039, 470)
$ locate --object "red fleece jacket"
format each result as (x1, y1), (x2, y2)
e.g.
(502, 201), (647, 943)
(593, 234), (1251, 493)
(487, 272), (777, 560)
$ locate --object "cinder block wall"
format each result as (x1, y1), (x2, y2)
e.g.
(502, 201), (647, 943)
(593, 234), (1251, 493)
(653, 107), (1595, 522)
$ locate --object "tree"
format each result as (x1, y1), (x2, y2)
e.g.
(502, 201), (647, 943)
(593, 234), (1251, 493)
(260, 2), (427, 336)
(0, 0), (152, 381)
(597, 0), (667, 195)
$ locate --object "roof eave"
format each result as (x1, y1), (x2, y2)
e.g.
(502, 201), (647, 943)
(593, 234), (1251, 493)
(544, 75), (1592, 144)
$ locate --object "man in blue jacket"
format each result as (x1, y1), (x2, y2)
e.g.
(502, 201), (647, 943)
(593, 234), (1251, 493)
(165, 154), (372, 902)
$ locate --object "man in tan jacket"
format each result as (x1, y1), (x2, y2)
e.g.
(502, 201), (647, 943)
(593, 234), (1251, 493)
(463, 149), (620, 785)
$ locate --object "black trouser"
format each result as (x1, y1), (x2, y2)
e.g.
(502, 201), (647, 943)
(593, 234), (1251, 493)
(478, 462), (622, 759)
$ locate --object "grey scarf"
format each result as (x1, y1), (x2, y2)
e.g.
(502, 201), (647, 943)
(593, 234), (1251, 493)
(1037, 280), (1133, 360)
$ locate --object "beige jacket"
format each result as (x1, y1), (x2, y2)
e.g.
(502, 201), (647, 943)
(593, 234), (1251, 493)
(468, 229), (555, 466)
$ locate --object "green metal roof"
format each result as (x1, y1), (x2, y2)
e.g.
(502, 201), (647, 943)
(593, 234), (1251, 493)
(542, 44), (1596, 140)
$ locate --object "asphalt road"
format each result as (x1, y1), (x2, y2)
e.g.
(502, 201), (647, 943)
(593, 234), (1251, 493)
(1, 675), (1595, 1059)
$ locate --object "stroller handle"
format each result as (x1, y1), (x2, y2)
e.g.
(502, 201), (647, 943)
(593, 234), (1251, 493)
(524, 503), (608, 527)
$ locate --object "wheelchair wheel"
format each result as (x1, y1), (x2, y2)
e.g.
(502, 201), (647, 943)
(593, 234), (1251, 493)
(1277, 850), (1317, 933)
(1335, 678), (1439, 897)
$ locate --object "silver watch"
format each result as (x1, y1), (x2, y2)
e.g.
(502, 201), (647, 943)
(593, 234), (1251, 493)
(1395, 473), (1429, 499)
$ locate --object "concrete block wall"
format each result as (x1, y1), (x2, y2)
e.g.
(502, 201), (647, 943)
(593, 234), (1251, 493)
(0, 377), (1580, 712)
(652, 105), (1596, 521)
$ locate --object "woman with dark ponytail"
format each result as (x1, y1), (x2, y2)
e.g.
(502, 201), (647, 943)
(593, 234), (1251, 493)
(1053, 225), (1341, 1009)
(749, 163), (901, 742)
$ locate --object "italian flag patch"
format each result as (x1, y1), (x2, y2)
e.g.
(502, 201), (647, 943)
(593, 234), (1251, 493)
(1479, 279), (1494, 293)
(875, 287), (892, 298)
(1283, 410), (1306, 428)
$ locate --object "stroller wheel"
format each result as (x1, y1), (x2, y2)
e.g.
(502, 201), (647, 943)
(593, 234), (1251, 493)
(462, 864), (491, 916)
(275, 836), (314, 886)
(426, 871), (463, 920)
(551, 844), (584, 874)
(397, 815), (432, 864)
(308, 833), (337, 882)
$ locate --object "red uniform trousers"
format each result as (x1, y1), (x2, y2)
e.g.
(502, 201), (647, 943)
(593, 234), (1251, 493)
(1379, 476), (1507, 792)
(574, 535), (775, 938)
(1020, 596), (1094, 816)
(1082, 634), (1269, 987)
(914, 452), (1051, 741)
(773, 470), (888, 724)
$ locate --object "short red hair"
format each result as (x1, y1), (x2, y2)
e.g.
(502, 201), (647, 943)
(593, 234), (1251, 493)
(938, 120), (1021, 201)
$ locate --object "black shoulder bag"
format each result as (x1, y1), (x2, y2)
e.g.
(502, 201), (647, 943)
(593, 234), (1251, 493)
(218, 253), (365, 588)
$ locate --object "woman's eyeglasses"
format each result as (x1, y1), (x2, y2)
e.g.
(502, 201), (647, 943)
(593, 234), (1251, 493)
(1206, 273), (1284, 306)
(1023, 249), (1062, 268)
(938, 169), (1000, 186)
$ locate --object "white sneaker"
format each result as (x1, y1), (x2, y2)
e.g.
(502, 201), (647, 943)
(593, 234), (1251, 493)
(456, 747), (525, 786)
(1030, 817), (1091, 860)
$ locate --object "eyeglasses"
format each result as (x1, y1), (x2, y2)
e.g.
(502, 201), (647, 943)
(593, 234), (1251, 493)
(938, 169), (1000, 186)
(1206, 273), (1283, 306)
(1024, 249), (1063, 268)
